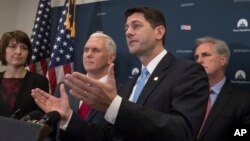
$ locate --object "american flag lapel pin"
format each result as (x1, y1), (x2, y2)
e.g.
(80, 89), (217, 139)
(154, 77), (158, 81)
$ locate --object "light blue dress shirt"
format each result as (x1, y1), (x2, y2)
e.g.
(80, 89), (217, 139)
(210, 77), (226, 107)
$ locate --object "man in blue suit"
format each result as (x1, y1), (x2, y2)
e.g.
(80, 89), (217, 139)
(194, 36), (250, 141)
(32, 6), (209, 141)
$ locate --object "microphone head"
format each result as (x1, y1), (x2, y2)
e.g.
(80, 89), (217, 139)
(38, 111), (61, 126)
(10, 108), (24, 119)
(20, 110), (43, 121)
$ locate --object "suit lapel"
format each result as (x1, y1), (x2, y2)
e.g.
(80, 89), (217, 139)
(136, 53), (173, 104)
(87, 108), (98, 121)
(119, 74), (139, 100)
(200, 80), (232, 137)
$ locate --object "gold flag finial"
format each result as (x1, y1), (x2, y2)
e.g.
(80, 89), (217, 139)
(65, 0), (71, 30)
(70, 0), (76, 37)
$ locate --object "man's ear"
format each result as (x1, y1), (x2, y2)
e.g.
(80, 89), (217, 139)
(155, 25), (165, 40)
(108, 53), (116, 64)
(220, 55), (228, 68)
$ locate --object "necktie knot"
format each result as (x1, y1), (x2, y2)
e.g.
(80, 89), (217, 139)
(132, 68), (149, 102)
(138, 68), (149, 82)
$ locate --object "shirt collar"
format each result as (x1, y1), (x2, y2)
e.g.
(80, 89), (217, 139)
(211, 77), (226, 95)
(141, 49), (167, 74)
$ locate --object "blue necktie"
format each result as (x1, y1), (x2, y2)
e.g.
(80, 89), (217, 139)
(132, 68), (149, 102)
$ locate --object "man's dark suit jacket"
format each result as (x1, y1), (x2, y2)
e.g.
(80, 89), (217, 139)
(59, 53), (209, 141)
(197, 80), (250, 141)
(0, 71), (49, 118)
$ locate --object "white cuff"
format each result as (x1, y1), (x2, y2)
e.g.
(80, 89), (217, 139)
(104, 95), (122, 124)
(59, 110), (73, 131)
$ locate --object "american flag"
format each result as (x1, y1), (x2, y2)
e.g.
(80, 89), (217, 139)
(47, 0), (75, 94)
(28, 0), (51, 76)
(180, 25), (192, 31)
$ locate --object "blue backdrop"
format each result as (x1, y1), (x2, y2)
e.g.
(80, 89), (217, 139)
(51, 0), (250, 93)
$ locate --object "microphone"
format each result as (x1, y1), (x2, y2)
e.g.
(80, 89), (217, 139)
(36, 111), (61, 126)
(20, 110), (43, 122)
(10, 108), (23, 119)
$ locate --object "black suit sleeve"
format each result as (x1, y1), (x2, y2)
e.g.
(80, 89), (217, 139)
(59, 112), (113, 141)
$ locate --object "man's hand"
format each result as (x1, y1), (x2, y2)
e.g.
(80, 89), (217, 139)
(64, 63), (118, 112)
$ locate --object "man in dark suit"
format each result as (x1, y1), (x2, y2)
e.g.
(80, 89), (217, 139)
(32, 6), (209, 141)
(194, 36), (250, 141)
(33, 32), (117, 141)
(54, 31), (117, 125)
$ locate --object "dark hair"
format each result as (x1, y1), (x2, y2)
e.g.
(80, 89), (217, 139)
(125, 6), (166, 44)
(0, 30), (32, 65)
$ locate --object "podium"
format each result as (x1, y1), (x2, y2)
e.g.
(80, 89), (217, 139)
(0, 116), (50, 141)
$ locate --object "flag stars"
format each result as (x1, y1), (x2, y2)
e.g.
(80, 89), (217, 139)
(33, 47), (38, 53)
(56, 57), (61, 62)
(66, 34), (70, 39)
(59, 49), (64, 54)
(31, 55), (36, 60)
(60, 29), (65, 34)
(44, 39), (48, 43)
(69, 46), (73, 52)
(44, 14), (48, 18)
(66, 2), (69, 8)
(63, 41), (67, 46)
(53, 44), (58, 49)
(40, 28), (44, 32)
(51, 53), (54, 57)
(38, 34), (42, 38)
(38, 10), (42, 15)
(29, 0), (51, 66)
(39, 52), (44, 57)
(46, 0), (74, 67)
(56, 37), (62, 42)
(35, 41), (40, 45)
(66, 54), (71, 59)
(36, 17), (40, 22)
(62, 10), (67, 15)
(40, 3), (44, 8)
(41, 45), (46, 50)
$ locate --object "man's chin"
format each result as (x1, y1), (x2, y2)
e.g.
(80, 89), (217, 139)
(84, 66), (95, 72)
(128, 48), (137, 55)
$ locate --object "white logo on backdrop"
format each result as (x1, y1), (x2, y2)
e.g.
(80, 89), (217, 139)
(233, 18), (250, 32)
